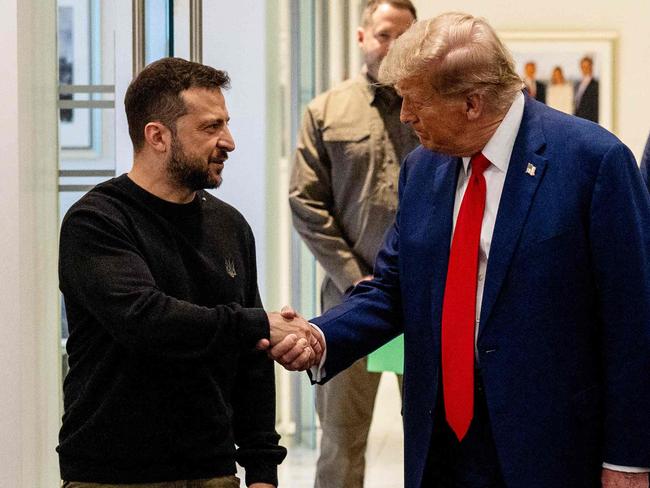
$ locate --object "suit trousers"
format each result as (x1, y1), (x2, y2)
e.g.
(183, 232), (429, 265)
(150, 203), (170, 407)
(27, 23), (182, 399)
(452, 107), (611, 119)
(61, 476), (241, 488)
(314, 356), (403, 488)
(422, 372), (506, 488)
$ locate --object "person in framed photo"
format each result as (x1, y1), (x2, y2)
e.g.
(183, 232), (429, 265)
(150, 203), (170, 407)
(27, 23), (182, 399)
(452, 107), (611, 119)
(546, 65), (574, 114)
(574, 55), (599, 123)
(522, 61), (546, 103)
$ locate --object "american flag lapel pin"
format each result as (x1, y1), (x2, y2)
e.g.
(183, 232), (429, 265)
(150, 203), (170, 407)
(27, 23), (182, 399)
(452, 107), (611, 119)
(526, 162), (536, 176)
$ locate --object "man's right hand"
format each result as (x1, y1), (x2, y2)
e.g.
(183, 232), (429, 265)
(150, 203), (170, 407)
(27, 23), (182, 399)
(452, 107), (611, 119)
(256, 307), (320, 371)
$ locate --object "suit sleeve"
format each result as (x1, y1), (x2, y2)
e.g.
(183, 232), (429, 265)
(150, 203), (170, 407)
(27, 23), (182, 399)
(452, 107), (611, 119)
(59, 208), (269, 361)
(289, 106), (366, 293)
(589, 142), (650, 466)
(310, 158), (410, 381)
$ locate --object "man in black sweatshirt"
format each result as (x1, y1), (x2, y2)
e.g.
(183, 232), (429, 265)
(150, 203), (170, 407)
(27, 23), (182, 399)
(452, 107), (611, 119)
(58, 57), (317, 488)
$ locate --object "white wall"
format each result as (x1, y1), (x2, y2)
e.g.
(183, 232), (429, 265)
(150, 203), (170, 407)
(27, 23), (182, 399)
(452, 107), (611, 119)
(202, 1), (270, 300)
(412, 1), (650, 159)
(0, 0), (61, 485)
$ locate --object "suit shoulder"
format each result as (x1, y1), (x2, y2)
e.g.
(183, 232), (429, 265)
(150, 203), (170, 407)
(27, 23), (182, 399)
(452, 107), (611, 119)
(538, 103), (622, 156)
(403, 145), (449, 169)
(533, 102), (634, 183)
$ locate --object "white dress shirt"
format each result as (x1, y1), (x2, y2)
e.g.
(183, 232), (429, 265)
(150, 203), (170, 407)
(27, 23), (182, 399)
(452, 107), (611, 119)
(575, 75), (593, 108)
(453, 91), (524, 348)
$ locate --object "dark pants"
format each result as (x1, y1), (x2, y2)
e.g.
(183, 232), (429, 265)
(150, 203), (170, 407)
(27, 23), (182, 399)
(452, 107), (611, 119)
(422, 372), (506, 488)
(61, 476), (241, 488)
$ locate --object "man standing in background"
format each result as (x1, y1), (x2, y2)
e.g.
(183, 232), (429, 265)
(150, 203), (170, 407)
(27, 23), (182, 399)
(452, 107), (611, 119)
(289, 1), (418, 487)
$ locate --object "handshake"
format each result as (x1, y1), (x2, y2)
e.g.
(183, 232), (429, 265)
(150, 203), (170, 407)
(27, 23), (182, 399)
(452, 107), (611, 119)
(257, 306), (325, 371)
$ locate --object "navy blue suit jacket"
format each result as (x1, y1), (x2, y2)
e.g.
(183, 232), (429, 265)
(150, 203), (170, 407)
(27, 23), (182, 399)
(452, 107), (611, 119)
(312, 97), (650, 488)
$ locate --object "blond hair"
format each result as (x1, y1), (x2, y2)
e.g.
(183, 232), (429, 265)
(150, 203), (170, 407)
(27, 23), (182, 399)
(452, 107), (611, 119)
(378, 12), (523, 113)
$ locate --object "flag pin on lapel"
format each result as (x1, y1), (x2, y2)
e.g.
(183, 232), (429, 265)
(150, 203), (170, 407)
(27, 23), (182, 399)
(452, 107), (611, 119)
(525, 162), (536, 176)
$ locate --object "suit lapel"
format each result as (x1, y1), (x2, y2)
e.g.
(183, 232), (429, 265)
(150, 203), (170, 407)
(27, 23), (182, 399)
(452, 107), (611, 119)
(478, 100), (548, 335)
(428, 156), (460, 332)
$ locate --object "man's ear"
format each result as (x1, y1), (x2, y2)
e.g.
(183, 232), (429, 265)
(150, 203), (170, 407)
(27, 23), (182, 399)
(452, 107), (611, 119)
(357, 26), (365, 47)
(465, 93), (484, 121)
(143, 122), (171, 153)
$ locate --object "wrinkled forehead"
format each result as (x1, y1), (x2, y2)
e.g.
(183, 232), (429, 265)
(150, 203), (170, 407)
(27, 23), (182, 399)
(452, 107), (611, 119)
(395, 75), (432, 98)
(180, 87), (228, 118)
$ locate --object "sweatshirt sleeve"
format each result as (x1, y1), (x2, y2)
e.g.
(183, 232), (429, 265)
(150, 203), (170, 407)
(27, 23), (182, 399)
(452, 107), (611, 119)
(232, 229), (286, 486)
(232, 336), (286, 486)
(59, 206), (270, 361)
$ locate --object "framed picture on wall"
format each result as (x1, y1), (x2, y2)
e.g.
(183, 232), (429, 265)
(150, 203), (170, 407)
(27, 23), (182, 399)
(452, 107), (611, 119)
(498, 31), (617, 132)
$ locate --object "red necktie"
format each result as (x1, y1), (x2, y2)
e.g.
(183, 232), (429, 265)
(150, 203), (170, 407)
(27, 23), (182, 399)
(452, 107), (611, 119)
(441, 152), (491, 441)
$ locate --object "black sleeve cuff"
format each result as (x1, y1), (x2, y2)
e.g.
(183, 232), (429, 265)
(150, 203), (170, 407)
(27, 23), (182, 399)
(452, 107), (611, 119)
(238, 307), (270, 349)
(245, 463), (279, 487)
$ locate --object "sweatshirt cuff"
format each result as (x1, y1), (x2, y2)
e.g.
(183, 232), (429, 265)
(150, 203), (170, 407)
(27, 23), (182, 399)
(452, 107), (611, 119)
(245, 463), (278, 487)
(238, 307), (270, 349)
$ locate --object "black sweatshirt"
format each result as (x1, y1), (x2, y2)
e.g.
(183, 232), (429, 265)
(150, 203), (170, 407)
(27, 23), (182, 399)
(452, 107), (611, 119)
(57, 174), (286, 485)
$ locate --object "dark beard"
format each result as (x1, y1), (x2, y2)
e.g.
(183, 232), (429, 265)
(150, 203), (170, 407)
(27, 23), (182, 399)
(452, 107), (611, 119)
(167, 137), (221, 191)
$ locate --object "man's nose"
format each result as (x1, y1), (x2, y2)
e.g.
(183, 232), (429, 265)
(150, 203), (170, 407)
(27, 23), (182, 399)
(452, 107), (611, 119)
(219, 127), (235, 152)
(400, 102), (414, 124)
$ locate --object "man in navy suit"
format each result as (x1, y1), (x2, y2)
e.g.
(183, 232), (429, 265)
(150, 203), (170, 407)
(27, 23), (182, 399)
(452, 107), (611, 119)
(265, 11), (650, 488)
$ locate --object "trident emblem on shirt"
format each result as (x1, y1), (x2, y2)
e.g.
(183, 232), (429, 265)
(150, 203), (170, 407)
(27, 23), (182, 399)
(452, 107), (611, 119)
(225, 259), (237, 278)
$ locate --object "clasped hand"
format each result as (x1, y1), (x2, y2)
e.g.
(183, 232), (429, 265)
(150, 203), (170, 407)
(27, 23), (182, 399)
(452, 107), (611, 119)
(257, 306), (324, 371)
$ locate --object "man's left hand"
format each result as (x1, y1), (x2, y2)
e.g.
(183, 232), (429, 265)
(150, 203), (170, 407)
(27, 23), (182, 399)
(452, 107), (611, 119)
(602, 468), (649, 487)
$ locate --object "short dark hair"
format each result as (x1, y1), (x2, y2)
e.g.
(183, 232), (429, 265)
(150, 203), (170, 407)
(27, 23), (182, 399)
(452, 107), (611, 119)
(124, 57), (230, 152)
(361, 0), (417, 27)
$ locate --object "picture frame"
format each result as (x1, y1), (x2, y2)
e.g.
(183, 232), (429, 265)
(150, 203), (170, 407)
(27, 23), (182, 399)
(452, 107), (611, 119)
(498, 31), (617, 132)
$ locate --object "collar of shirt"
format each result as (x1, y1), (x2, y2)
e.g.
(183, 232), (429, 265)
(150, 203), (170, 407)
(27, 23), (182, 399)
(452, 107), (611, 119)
(359, 67), (401, 106)
(579, 75), (593, 86)
(576, 76), (593, 98)
(460, 91), (525, 177)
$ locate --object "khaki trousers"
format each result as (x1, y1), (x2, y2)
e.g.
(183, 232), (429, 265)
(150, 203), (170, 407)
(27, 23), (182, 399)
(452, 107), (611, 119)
(314, 356), (403, 488)
(62, 476), (241, 488)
